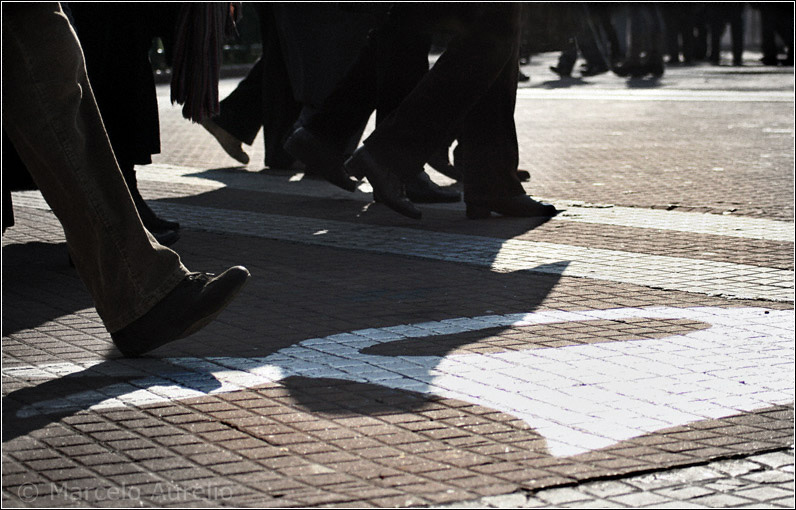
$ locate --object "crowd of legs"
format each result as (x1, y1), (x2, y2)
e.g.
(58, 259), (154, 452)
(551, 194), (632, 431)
(2, 2), (791, 357)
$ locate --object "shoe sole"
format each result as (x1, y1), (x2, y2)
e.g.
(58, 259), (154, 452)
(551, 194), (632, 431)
(202, 121), (249, 164)
(465, 200), (557, 220)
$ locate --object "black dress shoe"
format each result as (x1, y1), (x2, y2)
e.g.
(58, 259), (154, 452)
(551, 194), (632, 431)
(648, 56), (665, 78)
(131, 192), (180, 233)
(580, 64), (609, 77)
(132, 187), (181, 240)
(345, 147), (422, 220)
(465, 195), (557, 220)
(283, 127), (358, 192)
(550, 65), (571, 78)
(111, 266), (250, 357)
(143, 213), (180, 233)
(124, 168), (181, 231)
(404, 171), (461, 203)
(612, 61), (639, 77)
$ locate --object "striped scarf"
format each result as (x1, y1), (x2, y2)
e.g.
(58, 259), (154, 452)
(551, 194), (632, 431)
(170, 2), (241, 123)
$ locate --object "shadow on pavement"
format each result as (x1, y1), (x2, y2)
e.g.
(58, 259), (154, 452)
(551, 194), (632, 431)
(3, 258), (566, 442)
(3, 175), (565, 442)
(278, 262), (566, 416)
(2, 241), (93, 336)
(625, 76), (664, 88)
(536, 77), (592, 89)
(2, 360), (223, 442)
(153, 183), (556, 239)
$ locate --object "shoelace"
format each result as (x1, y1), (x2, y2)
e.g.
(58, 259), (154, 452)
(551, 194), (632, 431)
(185, 272), (214, 283)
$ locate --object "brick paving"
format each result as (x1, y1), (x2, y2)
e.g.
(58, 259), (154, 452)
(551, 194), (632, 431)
(436, 448), (795, 509)
(2, 52), (794, 507)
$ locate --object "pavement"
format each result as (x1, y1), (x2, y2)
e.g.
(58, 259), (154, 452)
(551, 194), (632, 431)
(2, 51), (794, 508)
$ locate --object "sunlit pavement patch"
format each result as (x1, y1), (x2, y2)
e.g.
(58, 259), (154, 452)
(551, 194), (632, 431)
(14, 189), (792, 301)
(516, 88), (796, 102)
(159, 203), (796, 302)
(132, 167), (796, 243)
(552, 206), (795, 243)
(15, 180), (796, 243)
(6, 306), (793, 457)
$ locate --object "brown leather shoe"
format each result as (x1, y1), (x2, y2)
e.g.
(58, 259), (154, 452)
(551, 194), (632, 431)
(111, 266), (250, 356)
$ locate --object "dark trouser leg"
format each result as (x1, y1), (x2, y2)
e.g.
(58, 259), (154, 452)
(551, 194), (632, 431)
(260, 5), (301, 168)
(456, 12), (524, 201)
(301, 32), (380, 153)
(729, 9), (744, 64)
(214, 5), (302, 168)
(214, 58), (266, 145)
(709, 15), (725, 63)
(556, 42), (578, 76)
(2, 3), (187, 332)
(362, 4), (522, 183)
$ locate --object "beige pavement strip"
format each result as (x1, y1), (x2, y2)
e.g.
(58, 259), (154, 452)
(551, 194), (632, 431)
(11, 191), (792, 302)
(554, 205), (795, 243)
(516, 88), (796, 102)
(136, 164), (795, 242)
(152, 204), (796, 302)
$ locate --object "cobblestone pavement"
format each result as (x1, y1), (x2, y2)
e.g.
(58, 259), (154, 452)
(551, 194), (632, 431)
(2, 52), (793, 507)
(435, 448), (794, 509)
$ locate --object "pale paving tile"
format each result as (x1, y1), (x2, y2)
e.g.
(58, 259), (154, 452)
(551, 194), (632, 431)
(433, 448), (793, 509)
(6, 307), (793, 458)
(139, 164), (796, 241)
(12, 191), (794, 302)
(479, 493), (528, 508)
(690, 493), (756, 506)
(535, 487), (594, 505)
(515, 87), (795, 102)
(749, 452), (796, 469)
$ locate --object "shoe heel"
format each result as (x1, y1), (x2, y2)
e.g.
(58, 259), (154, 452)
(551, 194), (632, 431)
(346, 156), (365, 179)
(465, 203), (491, 219)
(344, 153), (366, 180)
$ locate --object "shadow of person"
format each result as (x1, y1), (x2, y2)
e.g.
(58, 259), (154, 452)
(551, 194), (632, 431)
(274, 261), (567, 415)
(146, 183), (556, 239)
(3, 182), (566, 442)
(2, 260), (567, 442)
(2, 358), (223, 442)
(2, 241), (93, 336)
(625, 76), (664, 88)
(536, 76), (591, 89)
(183, 166), (366, 192)
(176, 167), (376, 210)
